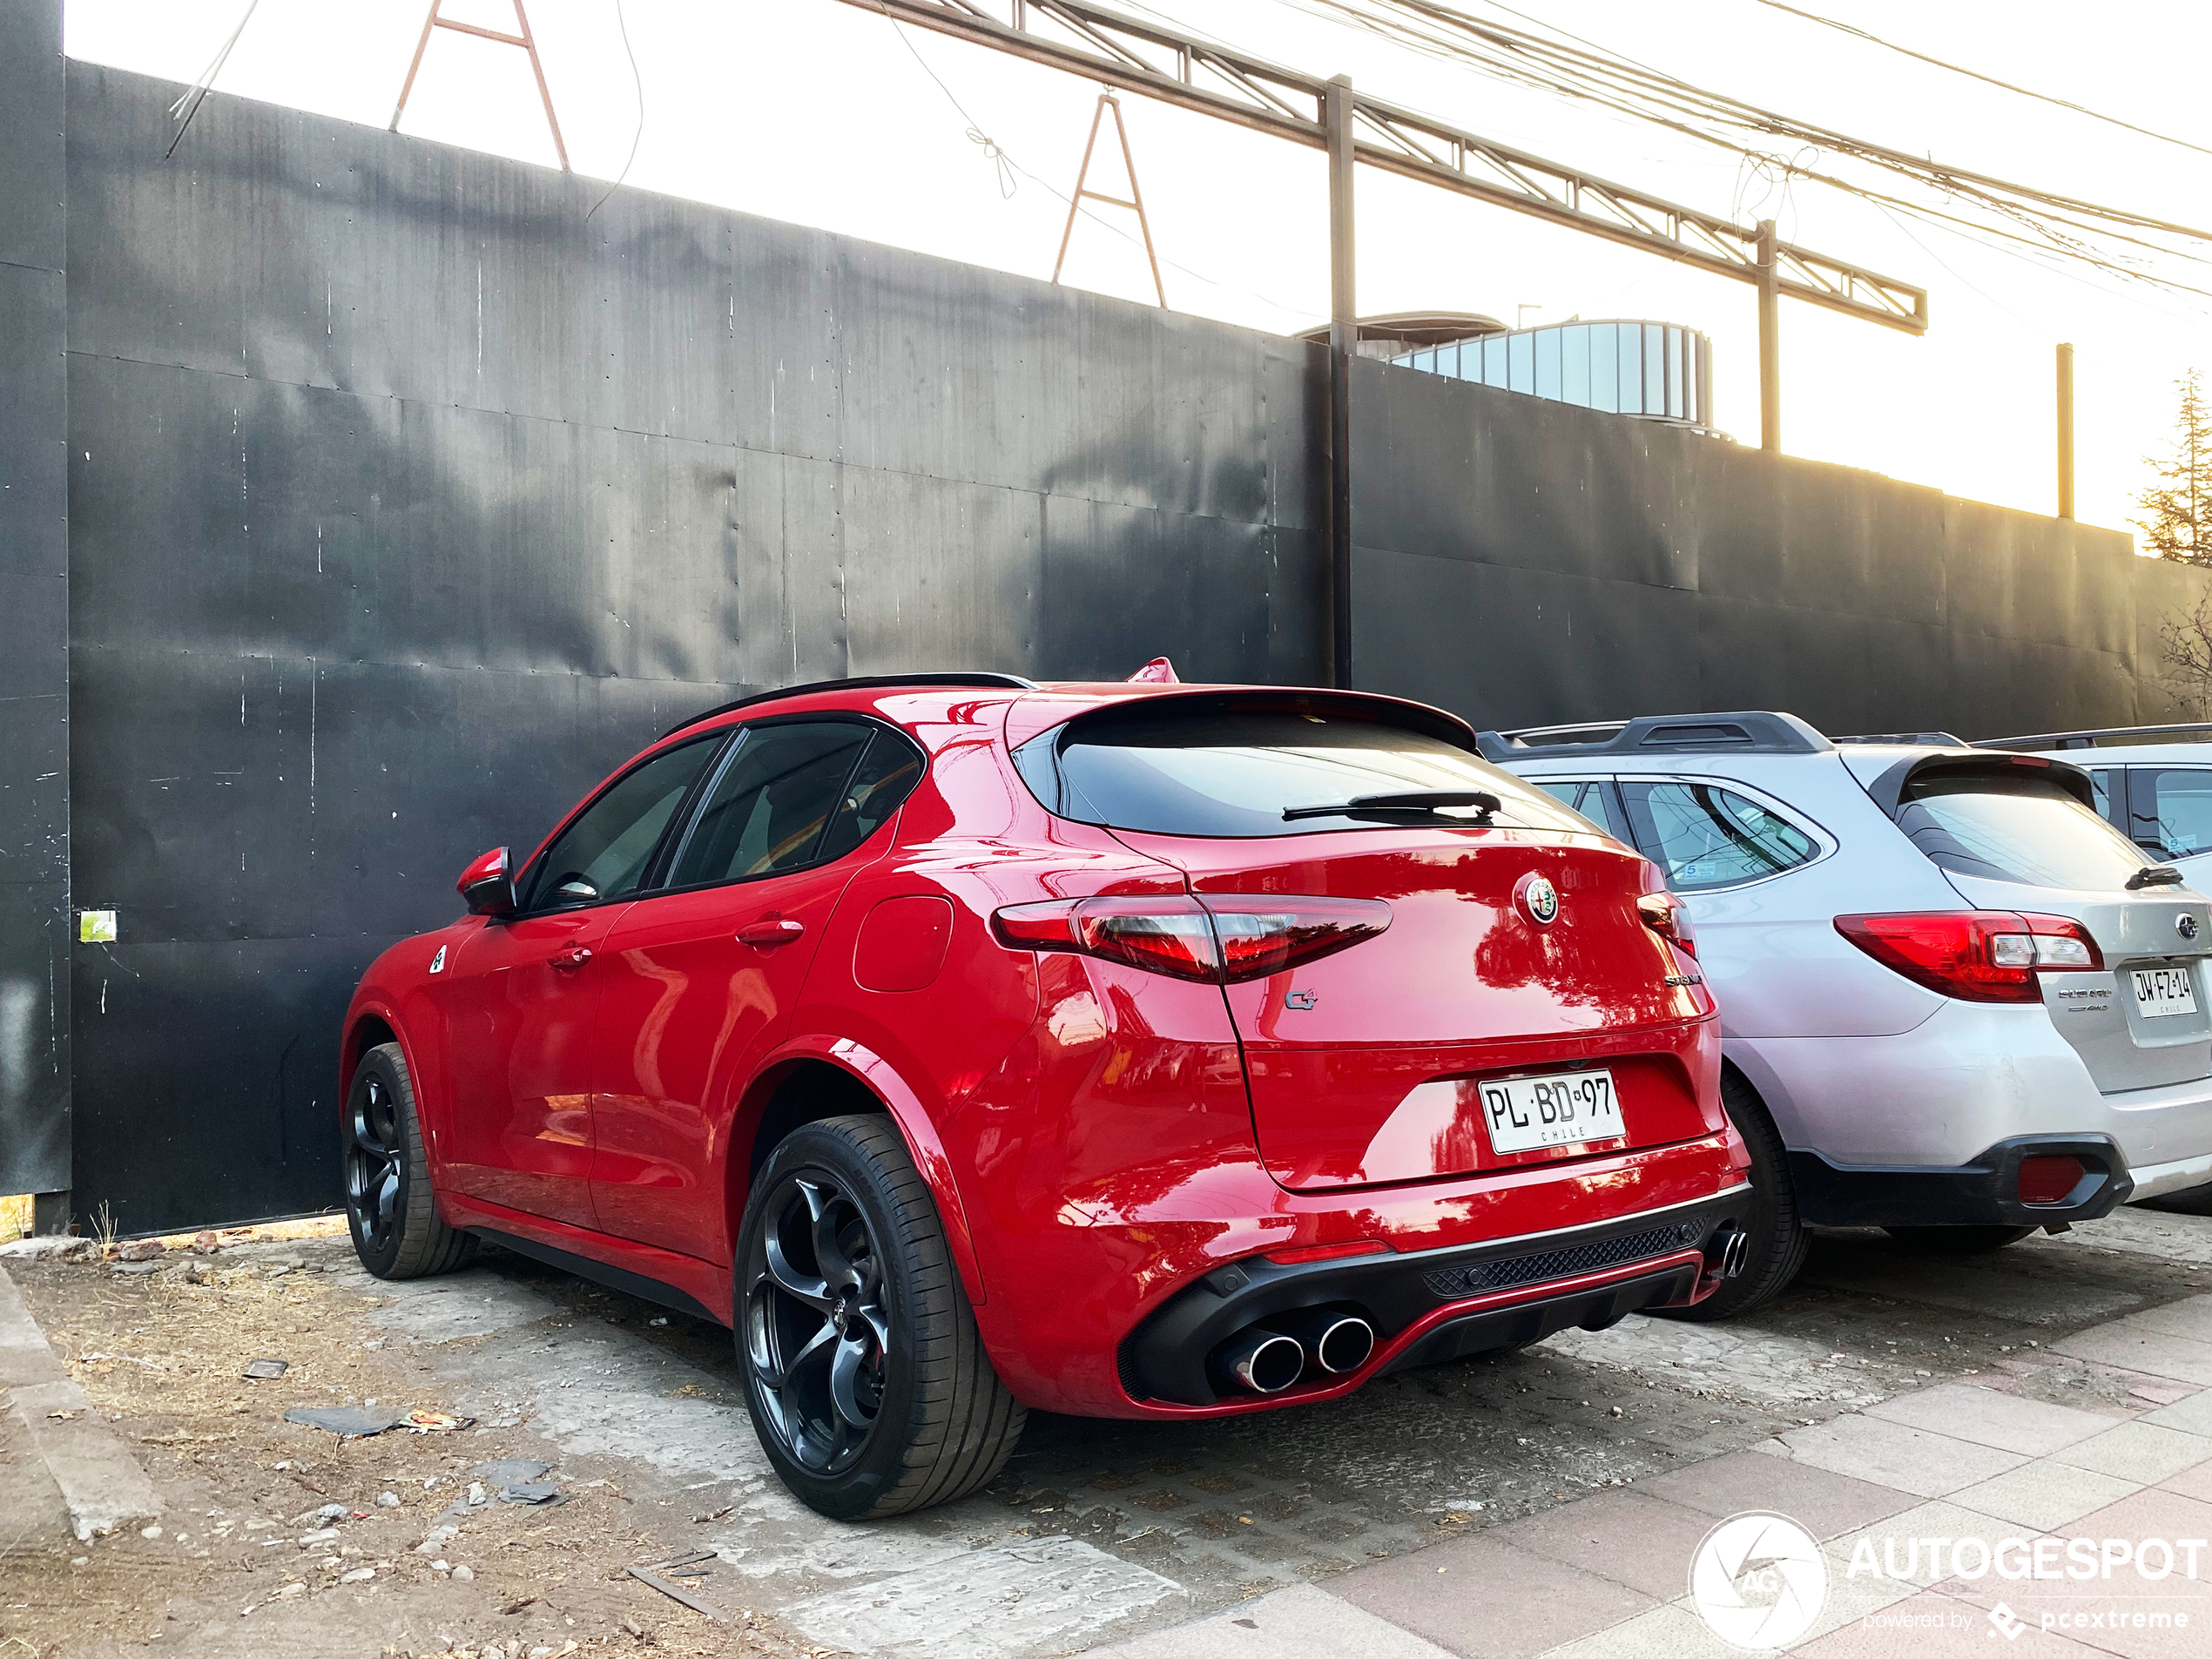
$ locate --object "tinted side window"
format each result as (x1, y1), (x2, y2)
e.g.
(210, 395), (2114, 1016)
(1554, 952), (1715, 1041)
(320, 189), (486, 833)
(1620, 781), (1817, 891)
(1530, 778), (1627, 839)
(816, 732), (925, 864)
(525, 737), (719, 911)
(665, 722), (873, 887)
(2130, 768), (2212, 859)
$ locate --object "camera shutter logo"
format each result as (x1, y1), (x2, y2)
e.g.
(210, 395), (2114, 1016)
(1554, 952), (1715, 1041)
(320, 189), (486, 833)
(1689, 1511), (1828, 1650)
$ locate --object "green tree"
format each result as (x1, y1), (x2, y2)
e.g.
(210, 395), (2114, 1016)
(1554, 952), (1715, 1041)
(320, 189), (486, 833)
(2137, 370), (2212, 564)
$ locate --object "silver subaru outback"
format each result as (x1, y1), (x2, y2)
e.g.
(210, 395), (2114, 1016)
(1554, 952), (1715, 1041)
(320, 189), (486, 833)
(1484, 711), (2212, 1319)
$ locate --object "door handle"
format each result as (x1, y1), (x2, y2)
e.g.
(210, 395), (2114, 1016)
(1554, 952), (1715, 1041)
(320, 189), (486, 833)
(548, 945), (594, 970)
(737, 918), (806, 948)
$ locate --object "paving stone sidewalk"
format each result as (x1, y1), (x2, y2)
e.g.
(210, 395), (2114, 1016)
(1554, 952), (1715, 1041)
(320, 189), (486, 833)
(1087, 1296), (2212, 1659)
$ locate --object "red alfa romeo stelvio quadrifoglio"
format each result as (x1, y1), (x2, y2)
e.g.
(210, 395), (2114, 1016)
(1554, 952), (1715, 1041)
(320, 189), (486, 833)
(339, 668), (1751, 1518)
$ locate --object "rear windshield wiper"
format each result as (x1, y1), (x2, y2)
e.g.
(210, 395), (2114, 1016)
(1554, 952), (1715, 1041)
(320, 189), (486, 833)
(1283, 789), (1502, 823)
(2128, 864), (2186, 890)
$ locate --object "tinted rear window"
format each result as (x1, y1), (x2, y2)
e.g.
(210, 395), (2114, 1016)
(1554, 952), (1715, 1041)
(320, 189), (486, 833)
(1899, 775), (2155, 889)
(1013, 706), (1588, 838)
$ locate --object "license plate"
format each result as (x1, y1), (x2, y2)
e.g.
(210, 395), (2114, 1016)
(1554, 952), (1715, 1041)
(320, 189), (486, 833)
(2131, 966), (2200, 1019)
(1479, 1069), (1624, 1154)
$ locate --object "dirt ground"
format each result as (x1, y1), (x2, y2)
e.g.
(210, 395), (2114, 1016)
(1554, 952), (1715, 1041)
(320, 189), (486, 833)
(0, 1223), (813, 1659)
(8, 1205), (2212, 1659)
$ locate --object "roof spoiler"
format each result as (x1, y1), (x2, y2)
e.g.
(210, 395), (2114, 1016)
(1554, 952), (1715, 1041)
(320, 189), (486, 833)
(1860, 750), (2097, 819)
(1475, 710), (1831, 763)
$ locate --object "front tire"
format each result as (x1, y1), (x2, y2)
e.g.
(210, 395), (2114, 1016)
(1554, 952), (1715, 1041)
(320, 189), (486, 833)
(1883, 1225), (2036, 1254)
(1654, 1070), (1808, 1323)
(737, 1115), (1024, 1520)
(344, 1042), (476, 1279)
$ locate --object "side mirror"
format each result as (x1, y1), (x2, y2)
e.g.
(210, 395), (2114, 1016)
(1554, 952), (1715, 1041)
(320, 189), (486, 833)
(457, 846), (516, 917)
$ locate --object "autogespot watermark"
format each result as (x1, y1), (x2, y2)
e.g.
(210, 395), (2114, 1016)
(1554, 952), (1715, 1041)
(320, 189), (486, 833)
(1689, 1511), (2210, 1649)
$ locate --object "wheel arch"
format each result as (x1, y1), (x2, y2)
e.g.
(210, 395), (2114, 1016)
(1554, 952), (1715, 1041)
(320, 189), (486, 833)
(729, 1036), (988, 1307)
(341, 1007), (404, 1099)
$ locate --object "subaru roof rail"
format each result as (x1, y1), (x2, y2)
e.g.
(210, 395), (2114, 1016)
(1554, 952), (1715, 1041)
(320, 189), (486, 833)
(1474, 710), (1831, 763)
(1831, 731), (1966, 748)
(1979, 722), (2212, 752)
(662, 672), (1039, 738)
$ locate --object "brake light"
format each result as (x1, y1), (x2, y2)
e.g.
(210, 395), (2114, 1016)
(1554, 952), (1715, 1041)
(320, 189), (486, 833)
(1637, 890), (1696, 957)
(992, 895), (1390, 983)
(1834, 912), (2104, 1003)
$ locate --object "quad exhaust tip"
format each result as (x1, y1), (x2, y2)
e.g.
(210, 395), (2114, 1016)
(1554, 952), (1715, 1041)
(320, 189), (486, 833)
(1267, 1308), (1376, 1374)
(1214, 1328), (1305, 1394)
(1213, 1309), (1378, 1393)
(1710, 1225), (1750, 1280)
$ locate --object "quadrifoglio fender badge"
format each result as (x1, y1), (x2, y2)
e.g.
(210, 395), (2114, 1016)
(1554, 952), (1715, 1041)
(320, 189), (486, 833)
(429, 945), (448, 974)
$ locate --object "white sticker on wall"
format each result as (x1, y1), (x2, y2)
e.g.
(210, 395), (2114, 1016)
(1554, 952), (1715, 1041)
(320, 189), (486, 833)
(78, 910), (118, 943)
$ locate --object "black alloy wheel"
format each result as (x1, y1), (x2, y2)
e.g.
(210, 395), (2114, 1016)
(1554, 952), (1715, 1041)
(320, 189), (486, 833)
(347, 1068), (405, 1259)
(342, 1042), (476, 1279)
(733, 1114), (1024, 1519)
(745, 1172), (893, 1478)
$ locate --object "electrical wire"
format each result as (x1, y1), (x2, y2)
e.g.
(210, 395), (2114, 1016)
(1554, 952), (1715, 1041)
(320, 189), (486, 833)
(1749, 0), (2212, 160)
(1270, 0), (2212, 296)
(166, 0), (261, 158)
(586, 0), (646, 220)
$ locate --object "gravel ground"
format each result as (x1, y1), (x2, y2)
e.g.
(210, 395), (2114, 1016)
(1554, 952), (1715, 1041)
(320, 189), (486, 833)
(4, 1205), (2212, 1659)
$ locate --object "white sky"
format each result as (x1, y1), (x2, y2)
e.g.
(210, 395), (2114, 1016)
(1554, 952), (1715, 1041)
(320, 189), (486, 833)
(63, 0), (2212, 537)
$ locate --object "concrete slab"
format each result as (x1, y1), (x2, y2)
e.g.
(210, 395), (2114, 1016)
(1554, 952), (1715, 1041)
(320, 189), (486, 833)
(1947, 1458), (2142, 1531)
(1635, 1450), (1919, 1539)
(1541, 1319), (1892, 1409)
(1767, 1416), (2027, 1501)
(1330, 1531), (1654, 1659)
(2137, 1388), (2212, 1437)
(1861, 1383), (2114, 1456)
(2049, 1321), (2212, 1386)
(782, 1534), (1185, 1659)
(2051, 1420), (2212, 1485)
(0, 1263), (160, 1542)
(348, 1269), (565, 1342)
(2128, 1295), (2212, 1344)
(1487, 1488), (1718, 1602)
(1076, 1583), (1455, 1659)
(1534, 1602), (1739, 1659)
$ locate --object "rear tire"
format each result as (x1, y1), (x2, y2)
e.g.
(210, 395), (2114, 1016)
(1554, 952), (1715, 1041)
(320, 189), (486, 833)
(344, 1042), (477, 1279)
(736, 1114), (1025, 1520)
(1654, 1070), (1808, 1323)
(1883, 1225), (2036, 1254)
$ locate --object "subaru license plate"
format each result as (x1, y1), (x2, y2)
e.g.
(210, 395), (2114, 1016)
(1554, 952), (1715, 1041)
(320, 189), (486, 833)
(2132, 966), (2199, 1020)
(1480, 1069), (1624, 1154)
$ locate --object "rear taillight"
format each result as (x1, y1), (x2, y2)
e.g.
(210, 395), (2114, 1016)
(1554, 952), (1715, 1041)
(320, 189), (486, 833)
(1834, 912), (2104, 1003)
(992, 895), (1390, 983)
(1637, 890), (1696, 957)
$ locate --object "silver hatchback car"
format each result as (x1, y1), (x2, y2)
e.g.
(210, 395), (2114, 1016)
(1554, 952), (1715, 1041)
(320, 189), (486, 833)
(1484, 711), (2212, 1318)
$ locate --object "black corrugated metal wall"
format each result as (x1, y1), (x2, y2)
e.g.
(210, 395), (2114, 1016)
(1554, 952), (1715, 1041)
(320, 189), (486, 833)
(24, 57), (2208, 1231)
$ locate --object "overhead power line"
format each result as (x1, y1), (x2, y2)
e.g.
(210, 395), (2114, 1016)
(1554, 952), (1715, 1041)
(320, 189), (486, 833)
(1749, 0), (2212, 161)
(1287, 0), (2212, 298)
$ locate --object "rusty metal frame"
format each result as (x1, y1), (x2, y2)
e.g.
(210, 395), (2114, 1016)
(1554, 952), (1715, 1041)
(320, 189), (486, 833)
(845, 0), (1928, 335)
(1051, 91), (1168, 308)
(391, 0), (571, 173)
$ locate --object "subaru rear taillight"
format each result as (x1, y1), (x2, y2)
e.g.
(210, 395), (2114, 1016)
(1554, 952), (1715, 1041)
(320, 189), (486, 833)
(1833, 911), (2104, 1003)
(1637, 890), (1696, 957)
(993, 895), (1390, 984)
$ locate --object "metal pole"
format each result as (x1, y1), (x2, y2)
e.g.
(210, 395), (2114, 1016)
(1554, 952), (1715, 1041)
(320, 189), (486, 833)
(1326, 75), (1355, 690)
(2057, 341), (2076, 520)
(1756, 219), (1780, 455)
